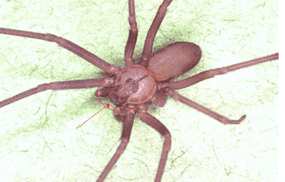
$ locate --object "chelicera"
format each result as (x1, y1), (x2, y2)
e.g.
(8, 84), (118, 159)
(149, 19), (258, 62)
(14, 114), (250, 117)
(0, 0), (279, 181)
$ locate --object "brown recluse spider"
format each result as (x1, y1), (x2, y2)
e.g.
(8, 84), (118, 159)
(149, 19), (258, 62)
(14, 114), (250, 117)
(0, 0), (279, 181)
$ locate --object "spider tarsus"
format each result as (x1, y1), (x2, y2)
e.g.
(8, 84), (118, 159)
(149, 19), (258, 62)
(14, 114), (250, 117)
(227, 114), (246, 124)
(239, 114), (246, 121)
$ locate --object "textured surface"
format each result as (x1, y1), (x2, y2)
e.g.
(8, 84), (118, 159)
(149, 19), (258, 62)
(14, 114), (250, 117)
(0, 0), (278, 181)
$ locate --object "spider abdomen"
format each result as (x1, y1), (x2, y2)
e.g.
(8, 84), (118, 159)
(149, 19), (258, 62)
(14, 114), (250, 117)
(147, 42), (202, 81)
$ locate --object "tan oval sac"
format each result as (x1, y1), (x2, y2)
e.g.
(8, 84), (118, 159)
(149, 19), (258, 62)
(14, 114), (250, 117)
(147, 42), (202, 81)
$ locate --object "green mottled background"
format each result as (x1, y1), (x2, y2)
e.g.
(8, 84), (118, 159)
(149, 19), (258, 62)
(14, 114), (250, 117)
(0, 0), (278, 181)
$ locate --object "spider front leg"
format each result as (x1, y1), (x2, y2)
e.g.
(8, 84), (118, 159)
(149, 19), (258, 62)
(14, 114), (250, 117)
(97, 110), (135, 182)
(138, 104), (171, 182)
(0, 79), (101, 108)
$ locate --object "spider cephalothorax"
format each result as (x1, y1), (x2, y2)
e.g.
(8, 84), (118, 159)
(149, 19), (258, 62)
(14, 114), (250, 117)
(103, 65), (157, 107)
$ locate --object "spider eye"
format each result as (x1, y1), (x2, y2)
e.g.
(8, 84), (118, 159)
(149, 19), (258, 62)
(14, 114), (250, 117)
(118, 97), (126, 102)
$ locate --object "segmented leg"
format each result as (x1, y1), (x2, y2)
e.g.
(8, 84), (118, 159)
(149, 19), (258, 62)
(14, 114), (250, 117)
(96, 111), (135, 182)
(0, 28), (117, 73)
(166, 88), (246, 124)
(138, 105), (171, 182)
(167, 53), (279, 90)
(139, 0), (173, 66)
(0, 79), (101, 108)
(124, 0), (138, 66)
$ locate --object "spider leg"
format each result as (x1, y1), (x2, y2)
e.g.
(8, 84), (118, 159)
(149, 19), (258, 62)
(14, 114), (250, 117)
(152, 89), (168, 107)
(166, 88), (246, 124)
(0, 79), (101, 108)
(97, 111), (135, 182)
(124, 0), (138, 66)
(96, 87), (114, 98)
(0, 28), (117, 73)
(168, 53), (279, 90)
(139, 0), (173, 66)
(138, 105), (171, 182)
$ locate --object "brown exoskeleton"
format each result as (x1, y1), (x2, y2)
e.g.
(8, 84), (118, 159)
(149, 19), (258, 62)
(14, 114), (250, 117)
(0, 0), (278, 181)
